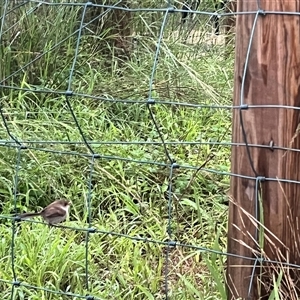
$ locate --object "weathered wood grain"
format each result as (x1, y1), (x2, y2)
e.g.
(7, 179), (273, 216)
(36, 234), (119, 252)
(227, 0), (300, 299)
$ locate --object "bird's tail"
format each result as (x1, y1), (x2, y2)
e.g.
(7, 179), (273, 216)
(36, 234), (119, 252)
(18, 212), (41, 219)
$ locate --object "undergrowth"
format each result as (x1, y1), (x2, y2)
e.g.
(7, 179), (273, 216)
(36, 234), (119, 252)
(0, 1), (233, 299)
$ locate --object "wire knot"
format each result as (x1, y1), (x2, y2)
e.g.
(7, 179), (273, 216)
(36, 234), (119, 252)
(256, 176), (266, 182)
(168, 240), (177, 247)
(240, 104), (248, 110)
(13, 280), (21, 286)
(65, 90), (73, 97)
(147, 98), (155, 105)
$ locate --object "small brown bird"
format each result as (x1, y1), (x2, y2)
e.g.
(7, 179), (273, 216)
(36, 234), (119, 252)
(18, 199), (71, 225)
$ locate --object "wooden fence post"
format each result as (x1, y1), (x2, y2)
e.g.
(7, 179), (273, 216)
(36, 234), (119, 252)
(227, 0), (300, 299)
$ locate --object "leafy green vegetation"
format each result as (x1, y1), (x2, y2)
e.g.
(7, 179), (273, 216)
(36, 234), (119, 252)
(0, 1), (234, 299)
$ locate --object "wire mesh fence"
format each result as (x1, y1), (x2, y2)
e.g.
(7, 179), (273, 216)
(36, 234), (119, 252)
(1, 0), (300, 299)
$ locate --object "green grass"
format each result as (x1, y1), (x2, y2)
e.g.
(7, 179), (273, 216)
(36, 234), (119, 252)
(0, 2), (233, 299)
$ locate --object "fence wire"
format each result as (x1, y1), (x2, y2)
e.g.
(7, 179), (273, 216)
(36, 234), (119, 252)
(0, 1), (300, 299)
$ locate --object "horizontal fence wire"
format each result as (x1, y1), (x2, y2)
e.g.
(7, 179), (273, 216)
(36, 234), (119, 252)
(0, 0), (300, 299)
